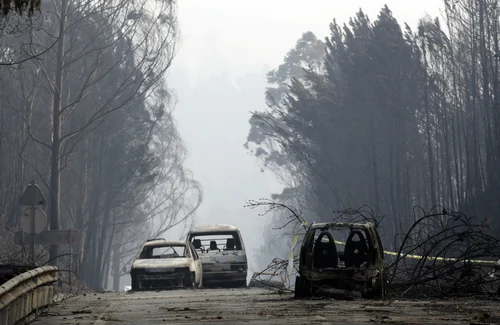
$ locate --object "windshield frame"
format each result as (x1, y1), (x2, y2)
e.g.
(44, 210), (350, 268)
(188, 230), (245, 252)
(138, 244), (190, 260)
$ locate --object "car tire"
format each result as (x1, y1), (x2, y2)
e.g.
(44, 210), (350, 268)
(185, 273), (196, 288)
(363, 276), (385, 298)
(294, 276), (304, 298)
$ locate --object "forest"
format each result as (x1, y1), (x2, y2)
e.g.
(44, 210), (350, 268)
(0, 0), (202, 291)
(247, 0), (500, 252)
(2, 0), (500, 294)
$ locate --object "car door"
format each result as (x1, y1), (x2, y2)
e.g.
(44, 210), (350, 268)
(188, 242), (202, 285)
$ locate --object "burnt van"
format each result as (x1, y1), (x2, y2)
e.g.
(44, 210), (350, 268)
(186, 224), (247, 288)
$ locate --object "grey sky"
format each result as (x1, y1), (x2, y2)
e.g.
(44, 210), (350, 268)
(168, 0), (442, 271)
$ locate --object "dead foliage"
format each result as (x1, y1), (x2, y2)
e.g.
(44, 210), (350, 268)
(0, 220), (90, 297)
(249, 258), (294, 291)
(248, 199), (500, 299)
(387, 206), (500, 298)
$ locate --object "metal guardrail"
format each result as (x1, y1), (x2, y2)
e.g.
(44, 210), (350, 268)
(0, 266), (58, 325)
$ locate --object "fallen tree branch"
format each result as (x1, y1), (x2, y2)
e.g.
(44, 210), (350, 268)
(248, 199), (500, 299)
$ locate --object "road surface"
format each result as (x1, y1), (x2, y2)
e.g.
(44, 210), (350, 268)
(32, 288), (500, 324)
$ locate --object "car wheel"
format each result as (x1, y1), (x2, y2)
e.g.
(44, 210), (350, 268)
(184, 273), (196, 288)
(372, 276), (387, 298)
(294, 276), (304, 298)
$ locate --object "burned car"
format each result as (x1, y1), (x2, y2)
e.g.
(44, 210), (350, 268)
(187, 224), (247, 287)
(130, 239), (202, 291)
(295, 222), (386, 299)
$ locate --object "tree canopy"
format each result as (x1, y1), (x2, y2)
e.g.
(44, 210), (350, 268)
(0, 0), (39, 16)
(0, 0), (200, 290)
(247, 1), (500, 249)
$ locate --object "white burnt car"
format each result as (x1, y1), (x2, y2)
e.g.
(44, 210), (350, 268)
(130, 239), (202, 291)
(187, 225), (248, 288)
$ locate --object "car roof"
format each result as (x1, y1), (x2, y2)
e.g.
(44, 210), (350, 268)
(189, 224), (239, 233)
(310, 221), (374, 229)
(142, 239), (186, 247)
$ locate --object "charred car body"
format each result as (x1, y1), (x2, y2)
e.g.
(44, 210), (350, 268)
(295, 222), (386, 299)
(130, 239), (203, 290)
(187, 224), (248, 287)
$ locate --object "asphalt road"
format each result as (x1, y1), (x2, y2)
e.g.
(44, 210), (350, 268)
(32, 288), (500, 324)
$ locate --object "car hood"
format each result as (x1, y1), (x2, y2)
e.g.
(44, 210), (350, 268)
(132, 258), (192, 269)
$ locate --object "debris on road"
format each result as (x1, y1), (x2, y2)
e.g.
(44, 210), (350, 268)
(248, 271), (286, 289)
(71, 307), (92, 314)
(28, 288), (500, 325)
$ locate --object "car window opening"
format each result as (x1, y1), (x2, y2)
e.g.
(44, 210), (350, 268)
(139, 245), (190, 259)
(189, 231), (243, 253)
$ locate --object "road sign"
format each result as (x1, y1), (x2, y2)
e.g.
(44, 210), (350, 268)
(36, 229), (81, 245)
(19, 207), (47, 234)
(15, 229), (81, 246)
(19, 181), (46, 206)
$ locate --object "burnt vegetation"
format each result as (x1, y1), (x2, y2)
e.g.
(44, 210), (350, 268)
(0, 0), (39, 17)
(389, 207), (500, 298)
(0, 0), (202, 292)
(245, 0), (500, 301)
(248, 199), (500, 299)
(2, 0), (500, 302)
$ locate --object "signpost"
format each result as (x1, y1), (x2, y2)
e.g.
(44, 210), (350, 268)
(15, 229), (81, 246)
(19, 181), (46, 207)
(19, 207), (47, 234)
(18, 181), (81, 285)
(19, 181), (46, 264)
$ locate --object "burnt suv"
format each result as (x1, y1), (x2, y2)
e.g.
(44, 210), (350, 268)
(294, 222), (386, 298)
